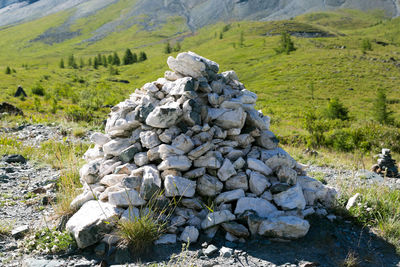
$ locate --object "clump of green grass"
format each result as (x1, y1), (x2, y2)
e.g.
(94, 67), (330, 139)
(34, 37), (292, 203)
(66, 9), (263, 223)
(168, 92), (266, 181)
(0, 220), (14, 237)
(308, 171), (327, 184)
(117, 191), (175, 256)
(22, 227), (76, 254)
(339, 185), (400, 252)
(341, 250), (360, 267)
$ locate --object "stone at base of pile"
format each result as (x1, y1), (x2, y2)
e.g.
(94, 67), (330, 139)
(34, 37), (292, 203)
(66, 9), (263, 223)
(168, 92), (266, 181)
(67, 51), (337, 249)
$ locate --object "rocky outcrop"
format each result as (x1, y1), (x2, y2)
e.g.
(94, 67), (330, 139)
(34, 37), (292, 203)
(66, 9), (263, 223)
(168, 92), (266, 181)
(66, 51), (337, 248)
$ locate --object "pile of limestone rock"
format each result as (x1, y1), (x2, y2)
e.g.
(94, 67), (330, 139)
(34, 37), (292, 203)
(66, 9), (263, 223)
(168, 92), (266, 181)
(65, 52), (337, 249)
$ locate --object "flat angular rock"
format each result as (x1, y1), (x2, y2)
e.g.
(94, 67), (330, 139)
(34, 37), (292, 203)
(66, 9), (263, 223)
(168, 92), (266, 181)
(108, 188), (146, 207)
(103, 139), (133, 157)
(235, 197), (278, 218)
(193, 151), (223, 169)
(100, 174), (128, 187)
(183, 167), (206, 179)
(158, 144), (185, 160)
(225, 172), (248, 191)
(249, 171), (270, 196)
(247, 158), (272, 176)
(197, 174), (223, 197)
(158, 155), (192, 171)
(179, 226), (199, 243)
(215, 189), (245, 204)
(258, 216), (310, 239)
(155, 234), (177, 245)
(188, 141), (213, 159)
(201, 210), (236, 229)
(217, 159), (237, 181)
(164, 175), (196, 197)
(233, 157), (245, 170)
(221, 222), (249, 238)
(90, 132), (110, 146)
(66, 200), (124, 248)
(273, 185), (306, 210)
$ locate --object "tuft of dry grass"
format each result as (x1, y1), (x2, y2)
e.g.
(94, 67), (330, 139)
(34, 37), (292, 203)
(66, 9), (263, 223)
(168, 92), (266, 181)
(341, 250), (360, 267)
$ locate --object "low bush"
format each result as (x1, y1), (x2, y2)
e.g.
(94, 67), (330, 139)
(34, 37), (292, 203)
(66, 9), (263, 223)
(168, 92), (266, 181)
(22, 227), (76, 254)
(31, 84), (45, 96)
(65, 106), (93, 122)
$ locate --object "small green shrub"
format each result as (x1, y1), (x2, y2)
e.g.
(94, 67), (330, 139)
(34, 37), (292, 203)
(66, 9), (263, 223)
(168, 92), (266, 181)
(274, 31), (296, 55)
(65, 106), (93, 122)
(361, 38), (372, 53)
(23, 227), (76, 254)
(31, 84), (45, 96)
(323, 98), (349, 121)
(5, 66), (11, 74)
(0, 220), (14, 236)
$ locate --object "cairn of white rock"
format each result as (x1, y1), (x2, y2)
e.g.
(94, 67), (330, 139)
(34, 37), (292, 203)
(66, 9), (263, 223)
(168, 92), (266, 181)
(66, 51), (337, 249)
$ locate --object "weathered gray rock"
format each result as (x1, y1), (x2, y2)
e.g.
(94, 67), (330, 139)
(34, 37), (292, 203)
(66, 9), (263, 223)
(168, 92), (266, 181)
(201, 210), (236, 229)
(179, 226), (199, 243)
(90, 132), (110, 146)
(197, 174), (223, 197)
(225, 172), (248, 191)
(171, 134), (195, 153)
(164, 175), (196, 197)
(183, 167), (205, 179)
(258, 216), (310, 239)
(158, 155), (192, 171)
(159, 126), (181, 143)
(80, 159), (101, 184)
(134, 152), (149, 166)
(167, 51), (219, 79)
(214, 108), (247, 129)
(233, 157), (245, 170)
(120, 206), (140, 221)
(221, 222), (249, 238)
(158, 144), (185, 160)
(247, 158), (272, 176)
(100, 174), (127, 187)
(277, 166), (297, 185)
(188, 141), (213, 159)
(155, 234), (177, 245)
(146, 102), (182, 128)
(217, 159), (237, 181)
(66, 200), (124, 248)
(119, 143), (141, 163)
(245, 109), (270, 130)
(108, 188), (146, 207)
(256, 130), (279, 150)
(235, 197), (278, 218)
(103, 139), (133, 157)
(193, 151), (223, 169)
(249, 171), (270, 196)
(215, 189), (245, 204)
(140, 131), (161, 149)
(273, 185), (306, 210)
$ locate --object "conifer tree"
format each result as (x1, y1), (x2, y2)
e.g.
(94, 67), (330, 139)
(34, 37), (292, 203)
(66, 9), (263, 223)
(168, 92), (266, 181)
(123, 48), (134, 65)
(112, 52), (120, 66)
(59, 58), (65, 68)
(88, 58), (92, 66)
(139, 51), (147, 62)
(79, 58), (84, 68)
(97, 54), (102, 66)
(373, 89), (393, 125)
(107, 55), (113, 64)
(102, 55), (108, 67)
(93, 57), (99, 69)
(132, 53), (138, 63)
(164, 42), (172, 54)
(274, 32), (296, 55)
(5, 66), (11, 74)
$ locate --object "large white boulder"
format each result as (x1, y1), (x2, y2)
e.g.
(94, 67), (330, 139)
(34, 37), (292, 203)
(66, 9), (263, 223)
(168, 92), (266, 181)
(66, 200), (124, 248)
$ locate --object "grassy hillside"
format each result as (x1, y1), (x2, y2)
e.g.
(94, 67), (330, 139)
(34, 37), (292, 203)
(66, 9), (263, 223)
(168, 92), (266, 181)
(1, 8), (400, 154)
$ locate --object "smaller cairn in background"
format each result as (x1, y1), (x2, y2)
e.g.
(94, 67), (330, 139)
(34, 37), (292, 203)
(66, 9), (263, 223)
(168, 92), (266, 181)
(372, 148), (399, 178)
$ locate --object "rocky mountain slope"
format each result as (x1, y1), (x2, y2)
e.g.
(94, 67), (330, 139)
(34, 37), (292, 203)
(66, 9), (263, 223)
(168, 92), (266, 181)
(0, 0), (399, 32)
